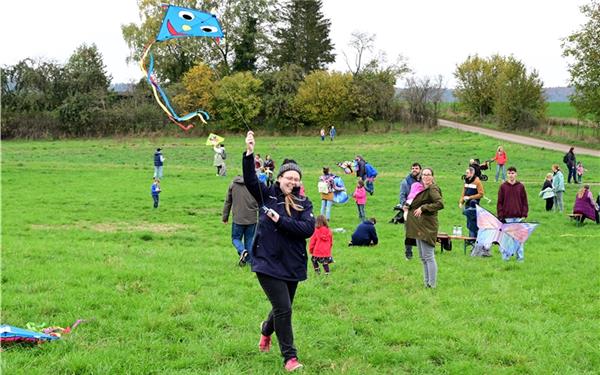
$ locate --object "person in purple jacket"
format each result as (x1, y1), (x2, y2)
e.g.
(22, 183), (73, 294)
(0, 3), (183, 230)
(572, 185), (599, 224)
(243, 131), (315, 372)
(497, 166), (529, 261)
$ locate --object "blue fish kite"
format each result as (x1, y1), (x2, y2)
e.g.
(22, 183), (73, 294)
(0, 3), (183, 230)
(140, 5), (224, 131)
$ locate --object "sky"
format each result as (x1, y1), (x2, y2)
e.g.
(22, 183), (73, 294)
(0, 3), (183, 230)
(0, 0), (589, 88)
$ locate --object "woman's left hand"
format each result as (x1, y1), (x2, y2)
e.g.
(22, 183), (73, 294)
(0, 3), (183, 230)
(266, 208), (280, 223)
(413, 207), (423, 217)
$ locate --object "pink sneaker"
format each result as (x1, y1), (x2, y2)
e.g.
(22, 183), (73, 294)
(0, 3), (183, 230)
(258, 334), (271, 352)
(284, 357), (303, 372)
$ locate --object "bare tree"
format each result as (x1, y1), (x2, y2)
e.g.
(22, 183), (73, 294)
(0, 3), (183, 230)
(401, 75), (445, 126)
(343, 31), (376, 75)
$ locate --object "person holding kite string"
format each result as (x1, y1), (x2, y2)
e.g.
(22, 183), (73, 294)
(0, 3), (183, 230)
(243, 131), (315, 372)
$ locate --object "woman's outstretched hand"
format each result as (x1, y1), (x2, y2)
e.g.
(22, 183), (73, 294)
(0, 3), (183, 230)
(246, 131), (255, 156)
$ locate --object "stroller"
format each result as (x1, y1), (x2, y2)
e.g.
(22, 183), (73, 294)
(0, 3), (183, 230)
(389, 204), (405, 224)
(462, 158), (494, 181)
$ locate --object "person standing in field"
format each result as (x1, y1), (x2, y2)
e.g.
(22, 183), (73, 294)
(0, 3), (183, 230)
(564, 147), (577, 184)
(222, 176), (259, 266)
(243, 131), (315, 372)
(320, 128), (326, 141)
(308, 215), (333, 275)
(459, 167), (485, 241)
(151, 178), (161, 208)
(497, 166), (529, 262)
(264, 155), (276, 187)
(405, 168), (444, 288)
(399, 163), (422, 260)
(492, 146), (507, 182)
(153, 148), (164, 179)
(329, 126), (336, 141)
(540, 173), (555, 212)
(352, 179), (367, 222)
(213, 144), (226, 176)
(552, 164), (565, 213)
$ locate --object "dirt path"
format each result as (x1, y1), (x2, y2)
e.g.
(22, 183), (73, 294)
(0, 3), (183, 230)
(438, 119), (600, 158)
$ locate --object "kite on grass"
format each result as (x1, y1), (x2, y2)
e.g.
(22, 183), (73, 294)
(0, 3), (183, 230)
(140, 5), (224, 131)
(0, 325), (59, 345)
(475, 205), (538, 258)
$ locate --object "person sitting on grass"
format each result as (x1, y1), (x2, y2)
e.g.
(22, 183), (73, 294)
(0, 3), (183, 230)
(348, 218), (378, 246)
(573, 184), (599, 224)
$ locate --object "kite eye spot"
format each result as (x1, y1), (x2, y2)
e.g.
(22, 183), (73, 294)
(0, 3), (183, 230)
(201, 26), (218, 33)
(178, 11), (195, 21)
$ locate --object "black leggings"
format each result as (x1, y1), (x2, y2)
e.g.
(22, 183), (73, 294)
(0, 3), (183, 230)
(256, 273), (299, 362)
(545, 198), (554, 211)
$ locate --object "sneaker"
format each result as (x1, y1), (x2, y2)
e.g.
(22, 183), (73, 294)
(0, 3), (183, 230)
(405, 256), (412, 260)
(284, 357), (303, 372)
(258, 321), (271, 352)
(238, 250), (248, 267)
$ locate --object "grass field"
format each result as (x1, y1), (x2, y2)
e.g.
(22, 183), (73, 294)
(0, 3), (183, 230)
(546, 102), (578, 119)
(2, 128), (599, 374)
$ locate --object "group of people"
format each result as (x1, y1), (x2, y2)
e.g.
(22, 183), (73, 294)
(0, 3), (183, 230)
(319, 126), (336, 141)
(151, 148), (164, 208)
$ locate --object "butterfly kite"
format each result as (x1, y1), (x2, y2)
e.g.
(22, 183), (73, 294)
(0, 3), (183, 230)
(140, 5), (224, 131)
(475, 205), (538, 258)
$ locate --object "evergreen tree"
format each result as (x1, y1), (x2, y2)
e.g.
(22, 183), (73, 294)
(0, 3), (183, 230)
(232, 14), (258, 72)
(270, 0), (335, 72)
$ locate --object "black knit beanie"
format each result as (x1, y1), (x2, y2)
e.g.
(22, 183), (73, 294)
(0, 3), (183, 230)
(277, 159), (302, 179)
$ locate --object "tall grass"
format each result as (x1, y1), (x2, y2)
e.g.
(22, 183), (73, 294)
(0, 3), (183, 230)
(2, 128), (599, 374)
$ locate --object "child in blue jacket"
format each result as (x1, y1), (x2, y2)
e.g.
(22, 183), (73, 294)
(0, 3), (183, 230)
(151, 178), (161, 208)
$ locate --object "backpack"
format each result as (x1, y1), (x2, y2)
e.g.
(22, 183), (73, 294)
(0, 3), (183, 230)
(318, 180), (330, 194)
(562, 153), (568, 163)
(221, 149), (227, 160)
(365, 163), (378, 178)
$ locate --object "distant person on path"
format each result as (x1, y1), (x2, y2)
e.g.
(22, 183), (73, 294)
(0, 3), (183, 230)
(398, 163), (422, 260)
(320, 128), (326, 141)
(552, 164), (565, 213)
(492, 146), (507, 182)
(308, 215), (333, 275)
(153, 148), (164, 178)
(348, 218), (378, 246)
(459, 167), (485, 241)
(497, 166), (529, 262)
(352, 179), (367, 222)
(564, 147), (577, 184)
(572, 185), (599, 224)
(539, 173), (555, 211)
(223, 176), (259, 266)
(243, 131), (315, 372)
(405, 168), (444, 288)
(151, 178), (161, 208)
(213, 144), (226, 176)
(329, 126), (336, 141)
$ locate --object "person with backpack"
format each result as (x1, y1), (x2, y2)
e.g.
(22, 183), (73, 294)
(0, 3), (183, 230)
(564, 147), (577, 184)
(213, 144), (226, 176)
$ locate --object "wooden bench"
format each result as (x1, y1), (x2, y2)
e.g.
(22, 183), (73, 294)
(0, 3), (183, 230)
(568, 213), (583, 226)
(437, 233), (477, 255)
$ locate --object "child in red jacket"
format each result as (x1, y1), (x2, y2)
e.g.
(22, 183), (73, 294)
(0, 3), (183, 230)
(308, 215), (333, 275)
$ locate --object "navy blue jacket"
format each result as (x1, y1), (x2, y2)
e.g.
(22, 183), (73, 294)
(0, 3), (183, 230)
(154, 151), (163, 166)
(242, 152), (315, 281)
(351, 221), (378, 246)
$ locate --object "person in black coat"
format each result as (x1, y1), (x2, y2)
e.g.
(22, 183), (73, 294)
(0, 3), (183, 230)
(243, 131), (315, 372)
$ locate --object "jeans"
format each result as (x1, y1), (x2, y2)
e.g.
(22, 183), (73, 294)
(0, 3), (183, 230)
(554, 191), (564, 212)
(567, 166), (577, 183)
(503, 218), (524, 261)
(320, 199), (332, 220)
(152, 194), (159, 208)
(231, 223), (256, 261)
(495, 164), (506, 182)
(365, 179), (374, 194)
(405, 237), (416, 258)
(463, 207), (478, 238)
(257, 273), (299, 362)
(154, 166), (163, 179)
(417, 239), (437, 287)
(357, 204), (366, 222)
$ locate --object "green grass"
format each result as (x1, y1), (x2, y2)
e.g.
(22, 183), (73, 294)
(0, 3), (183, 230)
(2, 128), (600, 374)
(546, 102), (578, 119)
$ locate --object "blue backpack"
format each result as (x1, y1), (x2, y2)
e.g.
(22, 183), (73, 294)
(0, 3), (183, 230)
(365, 163), (378, 178)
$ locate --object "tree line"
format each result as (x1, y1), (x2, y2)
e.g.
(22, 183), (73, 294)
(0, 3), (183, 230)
(2, 0), (597, 138)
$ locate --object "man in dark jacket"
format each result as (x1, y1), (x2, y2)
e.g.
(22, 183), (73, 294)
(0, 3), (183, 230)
(223, 176), (259, 266)
(349, 218), (378, 246)
(564, 147), (577, 184)
(153, 148), (164, 178)
(497, 166), (529, 261)
(355, 155), (367, 181)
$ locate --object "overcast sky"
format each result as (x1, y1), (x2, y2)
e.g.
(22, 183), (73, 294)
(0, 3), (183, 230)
(0, 0), (589, 88)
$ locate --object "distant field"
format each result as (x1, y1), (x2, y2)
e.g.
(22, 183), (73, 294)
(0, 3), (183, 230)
(2, 128), (599, 373)
(546, 102), (578, 119)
